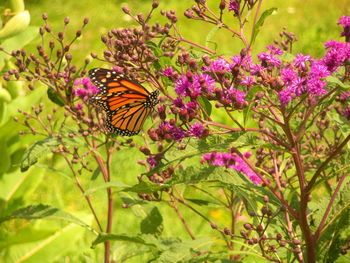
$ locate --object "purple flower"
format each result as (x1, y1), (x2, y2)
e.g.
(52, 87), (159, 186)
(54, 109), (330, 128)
(309, 61), (331, 78)
(203, 58), (230, 72)
(228, 0), (240, 15)
(189, 122), (205, 138)
(227, 87), (246, 105)
(162, 67), (174, 77)
(194, 73), (216, 92)
(230, 55), (253, 68)
(173, 97), (184, 108)
(307, 78), (327, 96)
(249, 64), (264, 75)
(257, 52), (281, 67)
(343, 106), (350, 119)
(338, 16), (350, 38)
(175, 75), (190, 96)
(280, 67), (298, 85)
(294, 53), (314, 70)
(74, 78), (99, 100)
(290, 77), (306, 96)
(183, 101), (199, 111)
(266, 45), (283, 55)
(339, 91), (350, 102)
(279, 88), (294, 105)
(171, 127), (187, 141)
(338, 16), (350, 27)
(175, 75), (201, 98)
(74, 103), (83, 110)
(202, 151), (262, 185)
(147, 156), (157, 169)
(158, 121), (187, 142)
(278, 60), (331, 105)
(240, 76), (255, 86)
(320, 41), (350, 72)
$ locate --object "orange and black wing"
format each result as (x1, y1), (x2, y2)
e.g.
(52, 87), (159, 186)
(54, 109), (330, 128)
(89, 68), (159, 136)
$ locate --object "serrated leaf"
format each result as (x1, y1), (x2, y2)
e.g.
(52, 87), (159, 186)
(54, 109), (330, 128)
(168, 165), (235, 186)
(147, 41), (162, 57)
(158, 237), (213, 263)
(122, 181), (166, 194)
(327, 111), (350, 138)
(140, 207), (163, 236)
(187, 250), (269, 263)
(47, 88), (65, 106)
(20, 137), (60, 172)
(251, 8), (277, 45)
(91, 233), (158, 249)
(326, 76), (349, 89)
(198, 96), (212, 117)
(145, 133), (252, 177)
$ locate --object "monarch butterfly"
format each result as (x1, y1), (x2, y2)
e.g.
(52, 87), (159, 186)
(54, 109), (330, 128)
(89, 68), (159, 136)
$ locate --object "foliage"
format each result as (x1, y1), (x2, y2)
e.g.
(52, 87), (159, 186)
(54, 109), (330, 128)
(1, 1), (350, 263)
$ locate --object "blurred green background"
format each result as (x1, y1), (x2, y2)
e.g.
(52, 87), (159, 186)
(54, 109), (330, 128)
(0, 0), (349, 262)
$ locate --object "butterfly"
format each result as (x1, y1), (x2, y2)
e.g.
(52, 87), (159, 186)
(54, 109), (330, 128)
(89, 68), (159, 136)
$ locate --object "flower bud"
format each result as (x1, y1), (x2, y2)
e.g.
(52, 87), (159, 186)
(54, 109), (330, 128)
(152, 1), (159, 8)
(64, 17), (70, 24)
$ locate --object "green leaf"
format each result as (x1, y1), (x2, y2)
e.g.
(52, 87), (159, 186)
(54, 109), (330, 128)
(92, 234), (213, 263)
(187, 250), (270, 263)
(91, 233), (158, 249)
(122, 181), (166, 194)
(0, 26), (39, 68)
(326, 76), (349, 90)
(0, 139), (11, 174)
(243, 85), (263, 126)
(198, 96), (212, 117)
(0, 227), (55, 249)
(158, 237), (213, 263)
(0, 204), (97, 234)
(20, 137), (60, 172)
(47, 88), (65, 106)
(140, 207), (163, 236)
(251, 8), (277, 45)
(168, 165), (235, 186)
(186, 198), (212, 206)
(3, 223), (87, 263)
(205, 24), (221, 50)
(90, 167), (100, 181)
(84, 181), (131, 195)
(327, 111), (350, 138)
(146, 133), (252, 177)
(311, 179), (350, 262)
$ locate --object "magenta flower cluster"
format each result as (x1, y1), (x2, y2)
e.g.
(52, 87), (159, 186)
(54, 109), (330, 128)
(73, 78), (99, 101)
(338, 16), (350, 38)
(202, 151), (262, 185)
(151, 120), (208, 142)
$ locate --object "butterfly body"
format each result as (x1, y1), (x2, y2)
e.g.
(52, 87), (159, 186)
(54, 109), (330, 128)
(89, 68), (159, 136)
